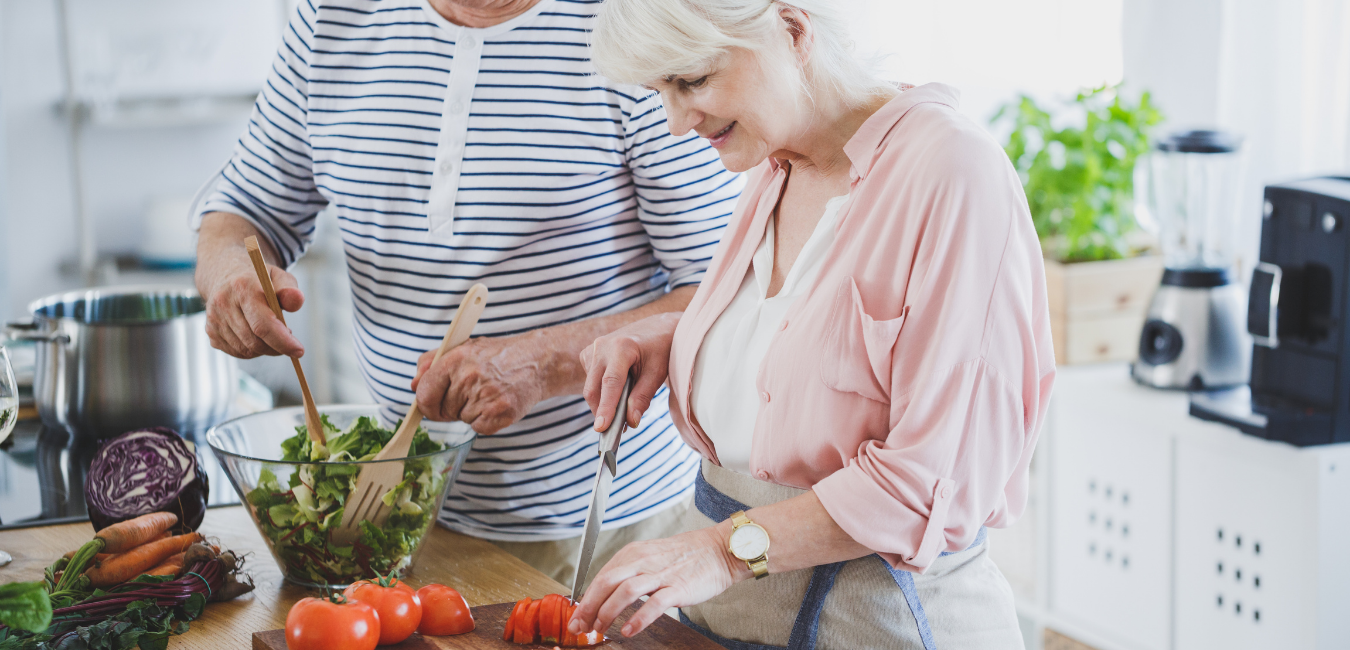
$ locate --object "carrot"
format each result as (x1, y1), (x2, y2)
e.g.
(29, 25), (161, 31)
(146, 552), (186, 577)
(64, 531), (170, 560)
(94, 512), (180, 554)
(84, 532), (202, 587)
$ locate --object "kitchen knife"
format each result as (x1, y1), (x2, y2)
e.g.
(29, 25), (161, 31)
(571, 376), (633, 601)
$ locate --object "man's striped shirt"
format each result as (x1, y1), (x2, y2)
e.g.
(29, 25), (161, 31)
(198, 0), (742, 541)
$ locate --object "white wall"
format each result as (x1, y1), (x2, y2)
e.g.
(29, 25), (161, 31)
(1121, 0), (1350, 279)
(850, 0), (1125, 126)
(0, 0), (279, 322)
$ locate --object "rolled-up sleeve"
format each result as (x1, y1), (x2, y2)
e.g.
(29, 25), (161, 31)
(194, 0), (328, 267)
(811, 121), (1054, 572)
(621, 91), (743, 288)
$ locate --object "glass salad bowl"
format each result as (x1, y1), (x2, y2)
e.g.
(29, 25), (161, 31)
(206, 405), (475, 589)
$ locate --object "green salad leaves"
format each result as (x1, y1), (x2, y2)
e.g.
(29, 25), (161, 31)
(246, 415), (448, 585)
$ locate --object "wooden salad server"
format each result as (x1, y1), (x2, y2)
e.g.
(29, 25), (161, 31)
(245, 236), (326, 447)
(334, 283), (490, 544)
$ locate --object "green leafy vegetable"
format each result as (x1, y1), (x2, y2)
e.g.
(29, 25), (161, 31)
(247, 415), (448, 585)
(0, 582), (52, 633)
(992, 84), (1164, 263)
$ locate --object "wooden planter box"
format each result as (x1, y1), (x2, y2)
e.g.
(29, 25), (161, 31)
(1045, 256), (1164, 365)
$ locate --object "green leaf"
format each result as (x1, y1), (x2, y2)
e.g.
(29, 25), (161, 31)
(0, 582), (52, 633)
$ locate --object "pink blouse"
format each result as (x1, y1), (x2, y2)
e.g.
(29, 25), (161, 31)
(666, 83), (1056, 573)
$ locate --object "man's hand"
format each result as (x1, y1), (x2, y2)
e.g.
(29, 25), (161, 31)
(411, 331), (554, 435)
(195, 212), (306, 359)
(409, 286), (697, 435)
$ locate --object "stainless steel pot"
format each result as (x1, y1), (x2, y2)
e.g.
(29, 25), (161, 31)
(5, 286), (237, 440)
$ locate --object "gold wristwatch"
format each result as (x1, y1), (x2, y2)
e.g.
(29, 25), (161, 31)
(727, 510), (770, 579)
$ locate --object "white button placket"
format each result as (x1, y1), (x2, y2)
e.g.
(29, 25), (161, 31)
(426, 30), (484, 238)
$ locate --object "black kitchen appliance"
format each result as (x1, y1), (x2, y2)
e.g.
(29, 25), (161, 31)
(1192, 176), (1350, 445)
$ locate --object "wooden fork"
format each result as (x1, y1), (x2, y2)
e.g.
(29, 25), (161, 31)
(333, 283), (490, 544)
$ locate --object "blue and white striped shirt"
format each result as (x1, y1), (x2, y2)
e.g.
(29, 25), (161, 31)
(199, 0), (742, 541)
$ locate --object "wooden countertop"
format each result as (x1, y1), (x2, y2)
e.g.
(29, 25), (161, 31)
(0, 506), (566, 648)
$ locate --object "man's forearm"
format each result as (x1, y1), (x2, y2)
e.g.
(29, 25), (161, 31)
(195, 211), (282, 296)
(533, 285), (695, 399)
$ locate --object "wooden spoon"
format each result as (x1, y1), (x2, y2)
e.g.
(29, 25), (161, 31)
(334, 283), (490, 543)
(244, 236), (325, 446)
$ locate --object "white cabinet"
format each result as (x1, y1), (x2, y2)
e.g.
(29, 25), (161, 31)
(1047, 366), (1175, 650)
(1174, 425), (1350, 649)
(996, 363), (1350, 650)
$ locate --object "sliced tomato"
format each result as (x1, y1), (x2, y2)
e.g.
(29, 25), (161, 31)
(519, 599), (542, 644)
(523, 597), (540, 643)
(505, 598), (530, 642)
(562, 604), (578, 646)
(558, 594), (572, 642)
(577, 630), (604, 647)
(538, 594), (558, 644)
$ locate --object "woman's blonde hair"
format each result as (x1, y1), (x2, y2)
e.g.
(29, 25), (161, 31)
(591, 0), (890, 109)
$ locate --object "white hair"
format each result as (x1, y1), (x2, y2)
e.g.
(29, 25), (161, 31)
(591, 0), (890, 109)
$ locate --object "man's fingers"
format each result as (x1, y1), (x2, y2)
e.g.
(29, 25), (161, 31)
(240, 297), (304, 357)
(410, 350), (436, 391)
(414, 364), (453, 420)
(275, 287), (305, 313)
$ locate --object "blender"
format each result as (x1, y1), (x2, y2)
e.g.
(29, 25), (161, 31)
(1131, 129), (1252, 390)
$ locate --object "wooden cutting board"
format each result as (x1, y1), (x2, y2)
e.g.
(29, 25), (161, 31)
(251, 600), (723, 650)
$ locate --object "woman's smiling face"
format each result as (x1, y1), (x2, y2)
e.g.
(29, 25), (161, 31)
(647, 40), (806, 173)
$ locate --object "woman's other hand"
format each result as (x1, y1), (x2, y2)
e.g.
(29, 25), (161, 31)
(569, 524), (749, 638)
(580, 312), (681, 431)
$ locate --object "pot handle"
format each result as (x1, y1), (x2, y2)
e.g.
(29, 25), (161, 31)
(4, 321), (70, 345)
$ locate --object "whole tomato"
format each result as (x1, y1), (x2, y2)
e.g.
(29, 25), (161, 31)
(285, 595), (380, 650)
(345, 577), (423, 645)
(416, 583), (475, 636)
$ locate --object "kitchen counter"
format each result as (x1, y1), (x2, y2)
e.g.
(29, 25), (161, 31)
(0, 506), (566, 648)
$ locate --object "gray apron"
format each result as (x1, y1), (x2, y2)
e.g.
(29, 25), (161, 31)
(679, 460), (1024, 650)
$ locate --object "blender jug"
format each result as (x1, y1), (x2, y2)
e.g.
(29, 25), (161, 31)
(1132, 129), (1252, 389)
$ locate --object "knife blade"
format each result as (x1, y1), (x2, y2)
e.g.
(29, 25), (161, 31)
(571, 376), (632, 601)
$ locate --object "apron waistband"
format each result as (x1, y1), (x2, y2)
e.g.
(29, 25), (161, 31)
(692, 467), (986, 650)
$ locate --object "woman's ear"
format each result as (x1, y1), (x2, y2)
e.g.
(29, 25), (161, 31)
(778, 5), (815, 67)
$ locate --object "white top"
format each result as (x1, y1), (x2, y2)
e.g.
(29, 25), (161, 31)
(197, 0), (743, 541)
(691, 194), (850, 475)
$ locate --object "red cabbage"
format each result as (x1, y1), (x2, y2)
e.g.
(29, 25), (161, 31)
(84, 427), (209, 533)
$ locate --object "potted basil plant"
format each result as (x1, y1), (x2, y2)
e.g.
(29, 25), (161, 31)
(992, 84), (1165, 365)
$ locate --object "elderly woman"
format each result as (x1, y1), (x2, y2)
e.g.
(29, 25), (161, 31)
(569, 0), (1054, 647)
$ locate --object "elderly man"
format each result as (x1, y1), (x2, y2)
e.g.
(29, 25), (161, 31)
(193, 0), (740, 585)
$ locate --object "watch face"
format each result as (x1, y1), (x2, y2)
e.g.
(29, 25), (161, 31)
(729, 523), (769, 561)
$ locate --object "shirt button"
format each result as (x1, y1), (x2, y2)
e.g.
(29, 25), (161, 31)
(780, 320), (789, 331)
(461, 35), (478, 49)
(756, 470), (769, 480)
(439, 160), (453, 174)
(450, 101), (465, 115)
(761, 391), (771, 403)
(940, 485), (951, 499)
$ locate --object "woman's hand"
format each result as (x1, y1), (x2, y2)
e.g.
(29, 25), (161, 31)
(580, 312), (681, 431)
(568, 523), (750, 638)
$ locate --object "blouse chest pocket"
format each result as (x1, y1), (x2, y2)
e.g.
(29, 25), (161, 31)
(818, 277), (907, 404)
